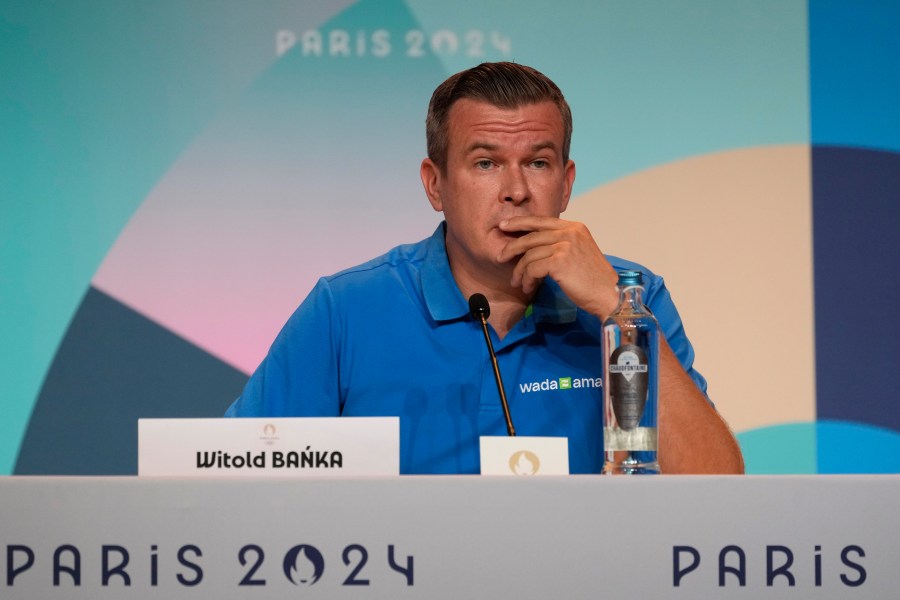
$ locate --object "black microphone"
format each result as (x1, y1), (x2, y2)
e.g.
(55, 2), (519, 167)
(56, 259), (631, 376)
(468, 293), (516, 437)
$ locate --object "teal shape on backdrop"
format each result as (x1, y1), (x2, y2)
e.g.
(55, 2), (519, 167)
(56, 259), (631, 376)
(738, 420), (900, 474)
(0, 1), (351, 473)
(406, 0), (810, 195)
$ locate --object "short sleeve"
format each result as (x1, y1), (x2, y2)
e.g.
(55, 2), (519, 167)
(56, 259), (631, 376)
(642, 274), (709, 397)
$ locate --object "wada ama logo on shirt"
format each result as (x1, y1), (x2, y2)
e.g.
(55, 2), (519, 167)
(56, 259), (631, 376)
(518, 375), (602, 394)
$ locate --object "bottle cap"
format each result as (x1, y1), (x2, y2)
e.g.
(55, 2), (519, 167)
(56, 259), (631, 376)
(617, 270), (644, 286)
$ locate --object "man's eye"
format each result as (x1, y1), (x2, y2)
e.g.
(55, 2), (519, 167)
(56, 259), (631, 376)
(531, 159), (549, 168)
(475, 160), (493, 170)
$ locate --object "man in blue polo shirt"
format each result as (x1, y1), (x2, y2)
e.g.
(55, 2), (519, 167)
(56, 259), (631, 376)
(226, 62), (744, 475)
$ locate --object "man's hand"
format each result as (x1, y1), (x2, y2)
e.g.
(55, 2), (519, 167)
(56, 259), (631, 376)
(498, 217), (744, 474)
(496, 216), (620, 320)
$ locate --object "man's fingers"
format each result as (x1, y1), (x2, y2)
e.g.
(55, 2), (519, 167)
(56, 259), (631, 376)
(498, 229), (565, 263)
(499, 215), (568, 233)
(510, 244), (557, 286)
(499, 217), (621, 319)
(519, 256), (556, 294)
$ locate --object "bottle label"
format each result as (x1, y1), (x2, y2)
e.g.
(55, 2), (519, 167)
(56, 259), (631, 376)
(604, 426), (658, 451)
(609, 344), (648, 431)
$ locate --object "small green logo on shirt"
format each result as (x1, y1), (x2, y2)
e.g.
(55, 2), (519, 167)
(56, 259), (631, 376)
(559, 377), (572, 390)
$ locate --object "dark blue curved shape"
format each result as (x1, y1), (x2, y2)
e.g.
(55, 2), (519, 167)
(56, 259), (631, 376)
(812, 146), (900, 433)
(15, 287), (247, 475)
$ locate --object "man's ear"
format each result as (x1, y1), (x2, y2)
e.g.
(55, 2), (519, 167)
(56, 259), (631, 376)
(420, 158), (444, 212)
(559, 159), (576, 213)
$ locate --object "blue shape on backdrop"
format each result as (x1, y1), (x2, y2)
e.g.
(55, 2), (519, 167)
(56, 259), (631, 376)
(816, 420), (900, 474)
(810, 1), (900, 153)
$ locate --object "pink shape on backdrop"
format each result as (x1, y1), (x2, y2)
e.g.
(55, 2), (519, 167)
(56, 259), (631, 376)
(93, 139), (439, 375)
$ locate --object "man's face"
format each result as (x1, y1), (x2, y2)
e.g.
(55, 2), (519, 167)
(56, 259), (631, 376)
(421, 99), (575, 283)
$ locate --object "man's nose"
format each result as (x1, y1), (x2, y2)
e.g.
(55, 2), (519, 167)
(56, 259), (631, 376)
(501, 167), (529, 205)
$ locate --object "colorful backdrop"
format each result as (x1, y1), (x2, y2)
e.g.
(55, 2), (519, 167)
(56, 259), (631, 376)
(2, 0), (898, 475)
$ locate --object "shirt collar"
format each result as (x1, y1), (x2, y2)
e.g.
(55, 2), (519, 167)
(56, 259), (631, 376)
(422, 223), (470, 321)
(421, 221), (579, 325)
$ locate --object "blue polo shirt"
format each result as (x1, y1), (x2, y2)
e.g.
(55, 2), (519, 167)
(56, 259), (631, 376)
(226, 223), (706, 474)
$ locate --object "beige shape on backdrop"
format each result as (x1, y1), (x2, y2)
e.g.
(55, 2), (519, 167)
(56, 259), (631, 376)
(565, 145), (815, 433)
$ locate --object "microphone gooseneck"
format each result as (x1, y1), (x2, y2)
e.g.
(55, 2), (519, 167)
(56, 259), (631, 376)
(468, 293), (516, 437)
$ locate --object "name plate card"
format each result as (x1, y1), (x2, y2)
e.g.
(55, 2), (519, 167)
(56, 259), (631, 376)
(479, 436), (569, 476)
(138, 417), (399, 477)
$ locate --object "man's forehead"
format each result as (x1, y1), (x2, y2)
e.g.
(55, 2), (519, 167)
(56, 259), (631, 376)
(464, 139), (560, 155)
(447, 99), (565, 147)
